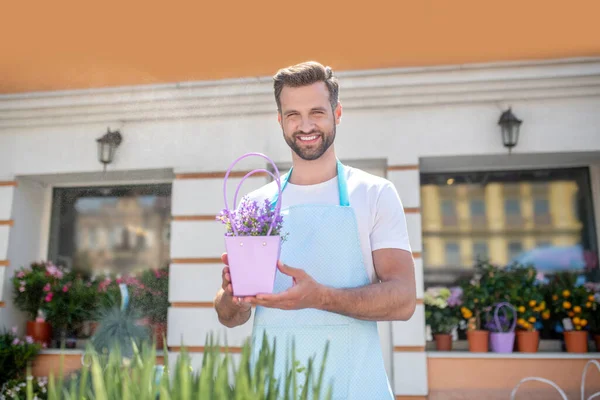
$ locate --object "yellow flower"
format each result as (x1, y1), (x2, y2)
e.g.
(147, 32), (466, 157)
(573, 306), (582, 313)
(542, 311), (551, 320)
(586, 302), (592, 308)
(529, 300), (536, 307)
(518, 318), (526, 326)
(540, 302), (546, 310)
(528, 317), (536, 323)
(589, 295), (595, 302)
(581, 319), (588, 327)
(563, 290), (570, 298)
(563, 301), (572, 309)
(461, 307), (473, 319)
(552, 294), (559, 301)
(518, 306), (526, 313)
(573, 317), (581, 325)
(568, 311), (575, 317)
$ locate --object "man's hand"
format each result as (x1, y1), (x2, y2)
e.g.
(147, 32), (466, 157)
(246, 261), (325, 310)
(214, 253), (252, 327)
(249, 249), (416, 321)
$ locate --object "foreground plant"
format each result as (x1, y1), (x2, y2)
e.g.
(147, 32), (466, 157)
(28, 333), (331, 399)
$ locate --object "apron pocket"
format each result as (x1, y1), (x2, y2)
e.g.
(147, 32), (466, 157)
(254, 324), (351, 400)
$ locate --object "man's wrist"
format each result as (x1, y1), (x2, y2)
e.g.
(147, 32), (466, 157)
(316, 284), (333, 310)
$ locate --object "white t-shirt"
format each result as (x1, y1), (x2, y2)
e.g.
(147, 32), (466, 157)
(244, 165), (411, 283)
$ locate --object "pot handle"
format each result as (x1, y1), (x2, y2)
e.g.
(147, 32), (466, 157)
(494, 301), (517, 333)
(223, 152), (283, 237)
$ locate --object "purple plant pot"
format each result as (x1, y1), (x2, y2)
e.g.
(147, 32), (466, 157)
(222, 152), (285, 298)
(490, 332), (516, 353)
(225, 235), (281, 297)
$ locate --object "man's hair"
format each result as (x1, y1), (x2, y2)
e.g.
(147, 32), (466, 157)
(273, 61), (339, 112)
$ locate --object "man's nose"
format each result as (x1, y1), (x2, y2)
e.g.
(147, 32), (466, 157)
(298, 117), (315, 133)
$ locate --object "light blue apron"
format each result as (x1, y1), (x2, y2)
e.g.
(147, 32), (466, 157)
(251, 159), (394, 399)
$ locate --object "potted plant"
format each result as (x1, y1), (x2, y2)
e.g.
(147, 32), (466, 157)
(510, 266), (549, 353)
(132, 265), (170, 349)
(43, 271), (97, 348)
(0, 327), (42, 387)
(486, 302), (517, 353)
(217, 152), (288, 297)
(424, 287), (461, 351)
(11, 261), (62, 347)
(549, 272), (593, 353)
(583, 282), (600, 351)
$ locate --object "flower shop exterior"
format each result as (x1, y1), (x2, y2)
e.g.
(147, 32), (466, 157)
(0, 55), (599, 399)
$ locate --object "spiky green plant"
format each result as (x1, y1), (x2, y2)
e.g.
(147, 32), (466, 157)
(90, 305), (150, 360)
(27, 333), (332, 399)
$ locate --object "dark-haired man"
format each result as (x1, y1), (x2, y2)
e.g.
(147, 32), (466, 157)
(215, 61), (416, 399)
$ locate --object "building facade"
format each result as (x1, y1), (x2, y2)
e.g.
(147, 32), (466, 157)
(1, 3), (600, 397)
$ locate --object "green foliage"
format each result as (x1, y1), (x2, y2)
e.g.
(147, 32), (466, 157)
(424, 287), (460, 334)
(28, 333), (332, 399)
(44, 273), (97, 335)
(0, 376), (48, 400)
(132, 266), (170, 324)
(0, 329), (42, 387)
(90, 306), (150, 359)
(12, 262), (55, 321)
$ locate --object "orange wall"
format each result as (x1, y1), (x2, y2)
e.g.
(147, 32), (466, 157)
(1, 0), (600, 94)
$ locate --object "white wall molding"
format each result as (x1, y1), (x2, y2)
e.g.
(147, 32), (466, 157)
(1, 57), (600, 128)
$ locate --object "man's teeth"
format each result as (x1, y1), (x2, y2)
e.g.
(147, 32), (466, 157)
(299, 135), (317, 141)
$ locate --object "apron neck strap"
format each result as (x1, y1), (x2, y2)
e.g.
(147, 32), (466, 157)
(271, 159), (350, 208)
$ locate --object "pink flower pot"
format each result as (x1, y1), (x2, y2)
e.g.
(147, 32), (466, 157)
(222, 152), (284, 297)
(226, 235), (281, 296)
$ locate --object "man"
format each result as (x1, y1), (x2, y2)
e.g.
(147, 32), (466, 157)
(214, 61), (416, 399)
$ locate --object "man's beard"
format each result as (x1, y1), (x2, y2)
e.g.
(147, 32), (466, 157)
(283, 125), (336, 161)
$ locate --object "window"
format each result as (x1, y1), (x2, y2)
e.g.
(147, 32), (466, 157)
(470, 199), (485, 216)
(420, 167), (598, 288)
(504, 198), (522, 226)
(470, 199), (486, 227)
(473, 241), (489, 261)
(48, 184), (172, 275)
(508, 241), (523, 261)
(534, 198), (551, 225)
(445, 242), (461, 266)
(441, 199), (457, 226)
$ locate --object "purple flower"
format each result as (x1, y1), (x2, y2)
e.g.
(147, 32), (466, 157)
(447, 287), (463, 307)
(217, 196), (287, 241)
(12, 338), (20, 345)
(25, 336), (34, 344)
(11, 326), (17, 334)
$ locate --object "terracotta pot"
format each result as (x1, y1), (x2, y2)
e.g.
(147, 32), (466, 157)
(26, 321), (52, 347)
(152, 322), (167, 349)
(467, 330), (489, 352)
(516, 330), (539, 353)
(564, 330), (588, 353)
(434, 334), (452, 351)
(594, 334), (600, 352)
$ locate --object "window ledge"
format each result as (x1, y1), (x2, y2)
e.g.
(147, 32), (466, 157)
(427, 350), (600, 359)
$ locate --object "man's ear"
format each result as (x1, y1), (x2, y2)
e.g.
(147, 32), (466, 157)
(334, 102), (342, 124)
(277, 111), (282, 126)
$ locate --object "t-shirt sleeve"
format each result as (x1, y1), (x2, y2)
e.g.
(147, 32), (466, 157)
(370, 182), (412, 252)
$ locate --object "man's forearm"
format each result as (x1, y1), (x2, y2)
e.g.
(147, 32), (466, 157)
(318, 280), (416, 321)
(214, 289), (252, 328)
